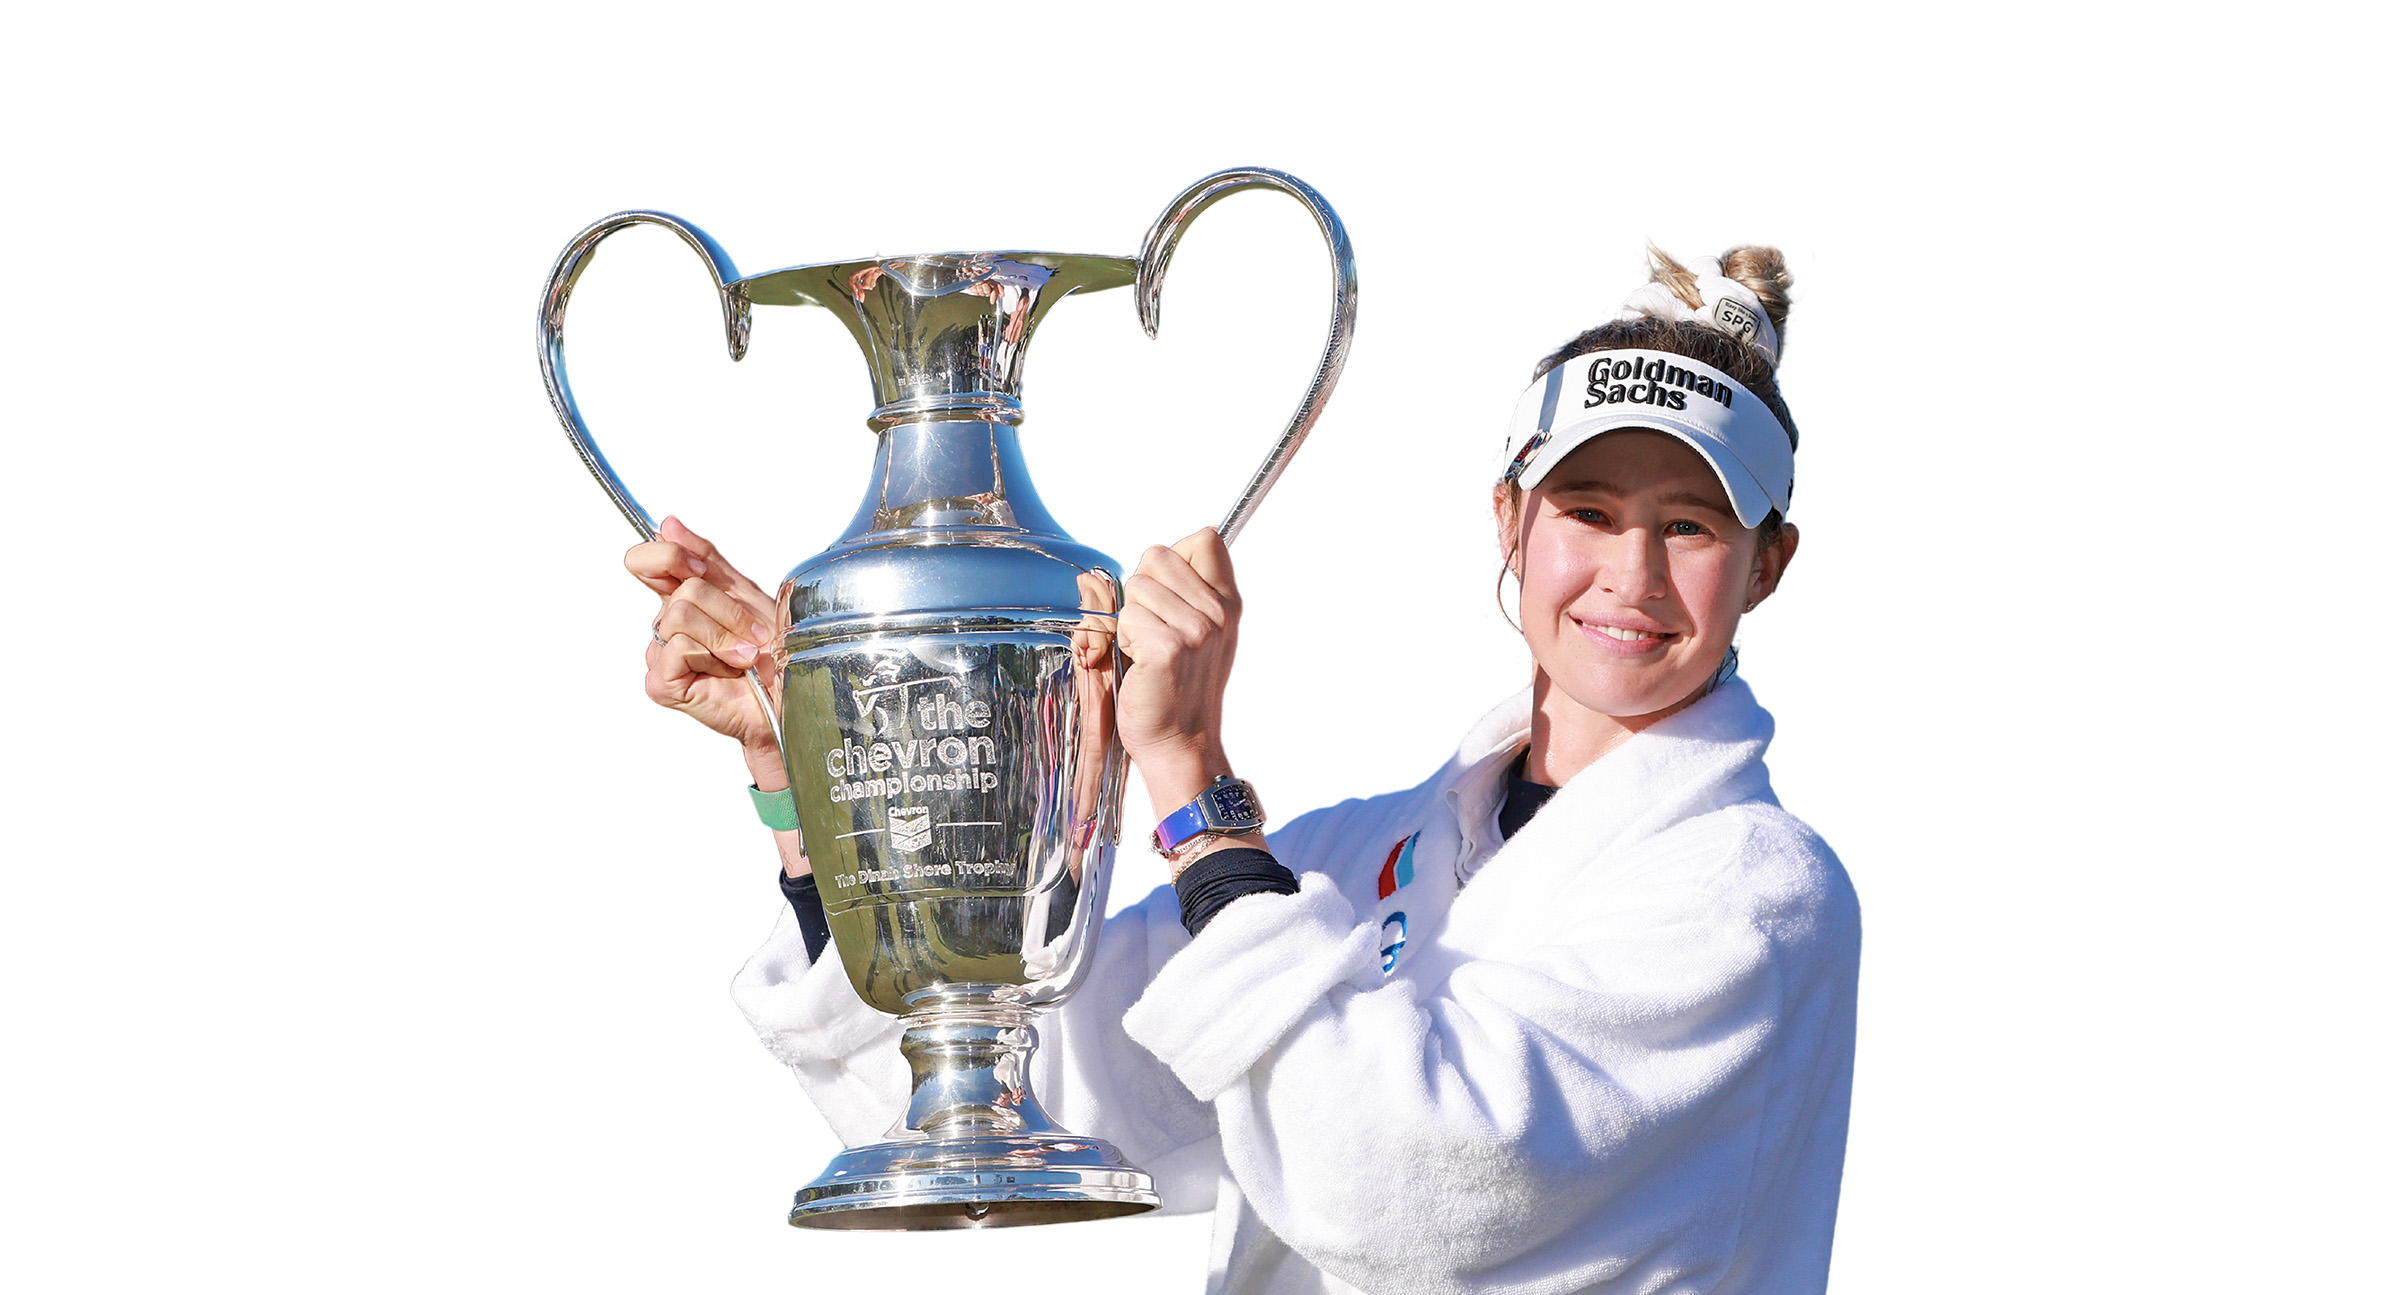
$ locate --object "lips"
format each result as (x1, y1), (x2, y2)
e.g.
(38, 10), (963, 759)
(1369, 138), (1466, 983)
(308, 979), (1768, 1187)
(1571, 614), (1679, 654)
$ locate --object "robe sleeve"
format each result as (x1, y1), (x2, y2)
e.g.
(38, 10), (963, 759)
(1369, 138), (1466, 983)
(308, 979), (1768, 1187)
(1118, 815), (1857, 1292)
(726, 903), (905, 1149)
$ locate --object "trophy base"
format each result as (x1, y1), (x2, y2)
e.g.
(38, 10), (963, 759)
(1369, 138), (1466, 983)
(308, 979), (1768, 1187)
(788, 1132), (1159, 1230)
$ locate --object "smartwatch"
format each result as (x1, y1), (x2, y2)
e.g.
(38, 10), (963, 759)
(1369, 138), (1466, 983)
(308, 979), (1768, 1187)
(1154, 774), (1267, 857)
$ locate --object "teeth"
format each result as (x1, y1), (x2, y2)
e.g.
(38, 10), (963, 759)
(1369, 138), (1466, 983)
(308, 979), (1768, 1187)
(1599, 625), (1660, 641)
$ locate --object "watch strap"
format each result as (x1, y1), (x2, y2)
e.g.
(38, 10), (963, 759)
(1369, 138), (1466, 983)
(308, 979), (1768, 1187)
(1153, 774), (1265, 855)
(1155, 799), (1213, 855)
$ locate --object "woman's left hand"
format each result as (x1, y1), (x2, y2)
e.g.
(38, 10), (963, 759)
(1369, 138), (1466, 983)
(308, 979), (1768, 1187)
(1116, 527), (1242, 778)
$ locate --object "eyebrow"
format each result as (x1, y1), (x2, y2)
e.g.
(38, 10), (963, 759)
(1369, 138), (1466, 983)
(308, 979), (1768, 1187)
(1547, 480), (1736, 518)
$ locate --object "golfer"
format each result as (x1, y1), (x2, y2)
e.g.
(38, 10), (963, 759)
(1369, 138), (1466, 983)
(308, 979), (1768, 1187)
(629, 245), (1859, 1294)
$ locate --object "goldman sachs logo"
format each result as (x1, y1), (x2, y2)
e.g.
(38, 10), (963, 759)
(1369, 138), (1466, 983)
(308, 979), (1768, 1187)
(1584, 355), (1738, 412)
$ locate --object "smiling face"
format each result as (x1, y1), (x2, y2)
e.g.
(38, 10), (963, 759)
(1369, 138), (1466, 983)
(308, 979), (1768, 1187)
(1500, 429), (1797, 774)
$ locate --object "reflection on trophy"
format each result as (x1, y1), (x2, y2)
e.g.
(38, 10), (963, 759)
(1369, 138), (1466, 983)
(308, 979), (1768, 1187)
(538, 169), (1356, 1229)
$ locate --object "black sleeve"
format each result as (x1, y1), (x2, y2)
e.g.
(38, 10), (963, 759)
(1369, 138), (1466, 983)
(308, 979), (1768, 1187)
(1172, 847), (1300, 937)
(779, 869), (832, 962)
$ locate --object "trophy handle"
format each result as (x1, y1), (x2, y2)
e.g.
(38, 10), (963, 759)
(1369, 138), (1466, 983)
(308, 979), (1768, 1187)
(1135, 168), (1358, 545)
(536, 212), (783, 752)
(536, 210), (752, 543)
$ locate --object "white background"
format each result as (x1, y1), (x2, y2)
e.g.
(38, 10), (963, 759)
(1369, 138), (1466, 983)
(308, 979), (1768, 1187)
(5, 2), (2392, 1290)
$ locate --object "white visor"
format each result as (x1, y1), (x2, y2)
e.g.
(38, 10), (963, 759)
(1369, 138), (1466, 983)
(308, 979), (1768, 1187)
(1498, 348), (1794, 527)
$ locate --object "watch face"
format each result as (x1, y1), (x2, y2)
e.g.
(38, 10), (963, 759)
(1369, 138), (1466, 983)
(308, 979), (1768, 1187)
(1206, 781), (1261, 827)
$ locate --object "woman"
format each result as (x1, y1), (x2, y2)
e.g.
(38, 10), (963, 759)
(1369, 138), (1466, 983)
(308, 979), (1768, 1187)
(628, 247), (1859, 1295)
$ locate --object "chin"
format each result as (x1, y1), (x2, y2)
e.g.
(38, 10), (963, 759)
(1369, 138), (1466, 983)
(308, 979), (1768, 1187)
(1550, 661), (1719, 724)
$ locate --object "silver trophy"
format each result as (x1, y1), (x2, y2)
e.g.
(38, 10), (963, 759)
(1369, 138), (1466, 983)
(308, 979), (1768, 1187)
(538, 169), (1355, 1229)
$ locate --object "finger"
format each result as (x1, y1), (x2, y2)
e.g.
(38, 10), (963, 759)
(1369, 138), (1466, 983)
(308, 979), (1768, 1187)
(659, 516), (751, 597)
(626, 539), (710, 596)
(1130, 547), (1228, 628)
(646, 643), (697, 706)
(665, 576), (774, 648)
(1123, 572), (1213, 643)
(660, 630), (747, 682)
(729, 577), (779, 628)
(646, 639), (707, 707)
(656, 599), (764, 669)
(1112, 603), (1170, 664)
(1170, 527), (1239, 599)
(659, 517), (785, 626)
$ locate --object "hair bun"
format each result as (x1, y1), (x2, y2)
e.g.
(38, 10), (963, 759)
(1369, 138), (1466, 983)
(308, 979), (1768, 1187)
(1713, 246), (1792, 338)
(1624, 245), (1791, 366)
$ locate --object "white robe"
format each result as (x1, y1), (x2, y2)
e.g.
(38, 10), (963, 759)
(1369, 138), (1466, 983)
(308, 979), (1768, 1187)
(733, 680), (1860, 1294)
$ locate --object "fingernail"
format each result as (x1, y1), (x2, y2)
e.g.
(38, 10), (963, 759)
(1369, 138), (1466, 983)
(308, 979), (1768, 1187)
(750, 622), (773, 644)
(686, 558), (707, 578)
(728, 642), (756, 663)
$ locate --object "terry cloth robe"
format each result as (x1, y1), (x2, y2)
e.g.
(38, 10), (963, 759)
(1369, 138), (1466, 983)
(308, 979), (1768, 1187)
(732, 679), (1860, 1295)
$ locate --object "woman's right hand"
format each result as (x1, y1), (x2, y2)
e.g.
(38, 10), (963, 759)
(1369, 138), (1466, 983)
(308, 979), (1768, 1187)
(625, 515), (780, 755)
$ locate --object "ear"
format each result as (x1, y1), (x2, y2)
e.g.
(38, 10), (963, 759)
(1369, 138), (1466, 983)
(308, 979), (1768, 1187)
(1492, 483), (1522, 573)
(1745, 523), (1800, 610)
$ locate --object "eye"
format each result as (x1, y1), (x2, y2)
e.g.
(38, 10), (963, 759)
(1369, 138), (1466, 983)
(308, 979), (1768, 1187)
(1664, 519), (1712, 539)
(1566, 506), (1610, 526)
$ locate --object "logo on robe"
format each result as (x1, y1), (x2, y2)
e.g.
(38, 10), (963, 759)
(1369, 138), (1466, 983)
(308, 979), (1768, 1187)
(1380, 912), (1407, 975)
(1375, 832), (1422, 975)
(1377, 832), (1420, 900)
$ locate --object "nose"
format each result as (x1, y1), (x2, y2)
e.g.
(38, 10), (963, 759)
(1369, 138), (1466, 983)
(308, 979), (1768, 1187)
(1595, 529), (1668, 602)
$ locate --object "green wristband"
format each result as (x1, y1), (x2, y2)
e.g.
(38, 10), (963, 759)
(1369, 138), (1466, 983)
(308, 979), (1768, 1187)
(749, 784), (800, 832)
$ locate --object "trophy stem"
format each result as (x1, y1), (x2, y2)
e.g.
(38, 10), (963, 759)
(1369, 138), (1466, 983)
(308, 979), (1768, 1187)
(898, 998), (1060, 1137)
(788, 992), (1159, 1230)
